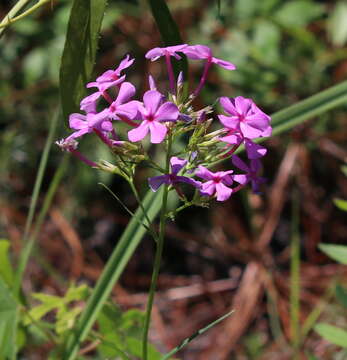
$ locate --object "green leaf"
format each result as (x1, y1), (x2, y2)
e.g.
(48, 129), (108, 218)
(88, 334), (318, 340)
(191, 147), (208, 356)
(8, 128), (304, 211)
(147, 0), (187, 78)
(0, 239), (14, 287)
(319, 244), (347, 265)
(315, 323), (347, 348)
(0, 278), (18, 359)
(341, 165), (347, 177)
(126, 337), (162, 360)
(56, 307), (83, 335)
(328, 1), (347, 47)
(336, 284), (347, 308)
(333, 198), (347, 211)
(60, 0), (108, 120)
(274, 1), (324, 27)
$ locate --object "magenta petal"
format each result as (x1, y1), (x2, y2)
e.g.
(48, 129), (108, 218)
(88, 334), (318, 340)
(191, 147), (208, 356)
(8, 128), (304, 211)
(143, 90), (164, 115)
(149, 121), (167, 144)
(156, 102), (179, 122)
(101, 120), (113, 132)
(218, 115), (240, 130)
(148, 175), (170, 192)
(250, 159), (262, 173)
(212, 57), (236, 70)
(233, 174), (249, 185)
(117, 54), (135, 73)
(80, 92), (100, 112)
(232, 155), (250, 172)
(200, 181), (216, 196)
(115, 82), (136, 105)
(240, 122), (263, 139)
(148, 75), (157, 90)
(128, 122), (149, 142)
(176, 176), (201, 188)
(235, 96), (252, 115)
(195, 166), (214, 181)
(69, 113), (87, 130)
(215, 183), (233, 201)
(221, 174), (234, 186)
(246, 113), (271, 131)
(145, 48), (163, 61)
(220, 133), (242, 145)
(220, 97), (237, 115)
(170, 157), (187, 174)
(245, 139), (267, 159)
(96, 70), (115, 83)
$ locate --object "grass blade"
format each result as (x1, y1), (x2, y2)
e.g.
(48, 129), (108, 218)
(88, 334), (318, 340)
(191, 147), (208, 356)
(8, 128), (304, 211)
(161, 310), (234, 360)
(63, 188), (163, 360)
(60, 0), (108, 120)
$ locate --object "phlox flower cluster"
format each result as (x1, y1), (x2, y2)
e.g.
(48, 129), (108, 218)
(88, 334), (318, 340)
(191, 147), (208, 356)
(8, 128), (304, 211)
(57, 44), (272, 203)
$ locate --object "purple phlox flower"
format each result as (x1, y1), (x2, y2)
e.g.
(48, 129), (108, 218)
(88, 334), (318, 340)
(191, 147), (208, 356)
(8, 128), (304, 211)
(93, 82), (140, 126)
(145, 44), (188, 61)
(195, 166), (240, 202)
(66, 110), (114, 141)
(128, 90), (179, 144)
(94, 54), (134, 85)
(148, 157), (201, 192)
(219, 96), (271, 139)
(182, 45), (236, 71)
(232, 155), (266, 193)
(80, 75), (125, 112)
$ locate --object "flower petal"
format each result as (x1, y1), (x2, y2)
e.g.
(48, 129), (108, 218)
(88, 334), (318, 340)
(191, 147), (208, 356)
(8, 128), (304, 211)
(218, 115), (240, 130)
(215, 182), (233, 201)
(115, 82), (136, 105)
(156, 102), (179, 122)
(143, 90), (164, 115)
(128, 122), (149, 142)
(195, 166), (214, 181)
(148, 175), (170, 192)
(200, 181), (216, 196)
(212, 57), (236, 70)
(170, 157), (187, 174)
(148, 121), (167, 144)
(69, 113), (87, 130)
(232, 155), (250, 172)
(235, 96), (252, 116)
(245, 139), (267, 159)
(220, 97), (237, 115)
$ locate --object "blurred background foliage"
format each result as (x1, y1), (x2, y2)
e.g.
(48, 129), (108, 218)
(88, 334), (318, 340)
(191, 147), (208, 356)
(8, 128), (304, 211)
(1, 0), (347, 358)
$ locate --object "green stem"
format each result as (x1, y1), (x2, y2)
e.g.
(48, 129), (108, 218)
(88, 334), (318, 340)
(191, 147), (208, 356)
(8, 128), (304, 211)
(142, 135), (172, 360)
(0, 0), (51, 30)
(142, 184), (169, 360)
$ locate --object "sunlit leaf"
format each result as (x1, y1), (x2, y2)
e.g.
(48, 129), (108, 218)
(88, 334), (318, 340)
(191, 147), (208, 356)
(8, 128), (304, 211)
(319, 244), (347, 265)
(315, 323), (347, 348)
(336, 284), (347, 308)
(327, 1), (347, 47)
(333, 198), (347, 212)
(0, 239), (14, 287)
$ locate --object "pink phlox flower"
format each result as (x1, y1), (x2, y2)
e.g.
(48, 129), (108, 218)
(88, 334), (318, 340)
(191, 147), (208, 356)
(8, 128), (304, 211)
(219, 96), (271, 139)
(93, 82), (140, 124)
(80, 75), (125, 112)
(94, 54), (134, 85)
(195, 166), (236, 202)
(148, 75), (157, 90)
(128, 90), (179, 144)
(232, 155), (266, 193)
(145, 44), (188, 61)
(148, 157), (201, 192)
(182, 45), (236, 70)
(66, 110), (113, 141)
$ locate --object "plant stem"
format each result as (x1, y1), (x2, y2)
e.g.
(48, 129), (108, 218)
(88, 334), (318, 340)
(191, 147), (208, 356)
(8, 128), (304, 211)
(142, 136), (172, 360)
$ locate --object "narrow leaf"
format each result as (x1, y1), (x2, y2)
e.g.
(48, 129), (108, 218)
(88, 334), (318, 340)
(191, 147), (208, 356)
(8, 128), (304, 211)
(60, 0), (108, 120)
(315, 323), (347, 348)
(161, 310), (234, 359)
(0, 278), (18, 359)
(319, 244), (347, 265)
(0, 239), (14, 287)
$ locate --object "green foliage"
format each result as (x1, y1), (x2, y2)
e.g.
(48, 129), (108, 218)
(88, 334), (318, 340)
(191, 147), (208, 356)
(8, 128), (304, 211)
(0, 239), (14, 287)
(314, 323), (347, 348)
(60, 0), (108, 119)
(319, 244), (347, 265)
(0, 278), (18, 359)
(97, 304), (161, 359)
(327, 1), (347, 47)
(23, 284), (89, 337)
